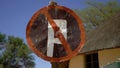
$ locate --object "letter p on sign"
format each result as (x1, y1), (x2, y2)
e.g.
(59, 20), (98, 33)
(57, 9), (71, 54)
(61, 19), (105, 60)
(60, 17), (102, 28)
(47, 19), (67, 57)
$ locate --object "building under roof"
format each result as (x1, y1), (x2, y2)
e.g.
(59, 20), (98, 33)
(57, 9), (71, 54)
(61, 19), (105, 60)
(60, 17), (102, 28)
(69, 13), (120, 68)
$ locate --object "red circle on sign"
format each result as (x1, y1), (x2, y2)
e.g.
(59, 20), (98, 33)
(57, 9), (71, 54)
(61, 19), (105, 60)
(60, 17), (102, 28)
(26, 5), (85, 62)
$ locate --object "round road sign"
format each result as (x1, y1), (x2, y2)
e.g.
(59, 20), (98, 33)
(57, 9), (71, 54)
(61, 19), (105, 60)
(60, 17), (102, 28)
(26, 5), (85, 62)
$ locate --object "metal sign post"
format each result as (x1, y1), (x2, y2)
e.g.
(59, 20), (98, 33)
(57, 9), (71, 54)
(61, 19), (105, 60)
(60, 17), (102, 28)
(26, 2), (85, 62)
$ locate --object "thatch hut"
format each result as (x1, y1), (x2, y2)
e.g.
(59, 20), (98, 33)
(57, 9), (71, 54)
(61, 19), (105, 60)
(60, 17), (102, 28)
(69, 13), (120, 68)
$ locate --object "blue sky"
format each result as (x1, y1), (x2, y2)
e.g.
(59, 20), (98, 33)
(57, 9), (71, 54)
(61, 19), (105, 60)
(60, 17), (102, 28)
(0, 0), (112, 68)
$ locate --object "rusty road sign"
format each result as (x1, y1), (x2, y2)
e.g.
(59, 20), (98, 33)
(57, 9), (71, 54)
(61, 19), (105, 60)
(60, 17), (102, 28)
(26, 4), (85, 62)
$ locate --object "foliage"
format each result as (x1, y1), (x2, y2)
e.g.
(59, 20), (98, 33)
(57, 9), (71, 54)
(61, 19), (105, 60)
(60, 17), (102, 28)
(0, 33), (35, 68)
(74, 0), (120, 32)
(0, 33), (6, 44)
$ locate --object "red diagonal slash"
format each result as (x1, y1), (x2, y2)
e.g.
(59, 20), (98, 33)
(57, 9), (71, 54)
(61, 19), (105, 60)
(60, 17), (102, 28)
(42, 8), (72, 55)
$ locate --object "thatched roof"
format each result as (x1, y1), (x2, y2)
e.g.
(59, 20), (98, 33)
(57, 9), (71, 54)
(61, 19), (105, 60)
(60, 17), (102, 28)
(80, 13), (120, 53)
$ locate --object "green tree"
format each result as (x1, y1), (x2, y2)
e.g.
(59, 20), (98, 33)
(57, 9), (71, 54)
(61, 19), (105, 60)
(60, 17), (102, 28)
(74, 0), (120, 32)
(0, 33), (35, 68)
(0, 33), (6, 43)
(0, 33), (6, 59)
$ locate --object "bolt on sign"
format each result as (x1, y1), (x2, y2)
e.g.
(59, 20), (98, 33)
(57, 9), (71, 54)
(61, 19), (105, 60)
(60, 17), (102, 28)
(26, 3), (85, 62)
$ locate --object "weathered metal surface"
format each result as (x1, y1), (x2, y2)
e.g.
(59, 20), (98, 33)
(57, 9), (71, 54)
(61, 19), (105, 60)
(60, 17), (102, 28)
(26, 5), (85, 62)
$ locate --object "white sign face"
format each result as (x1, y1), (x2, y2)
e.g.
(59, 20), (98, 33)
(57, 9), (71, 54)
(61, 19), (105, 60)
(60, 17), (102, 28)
(47, 19), (67, 57)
